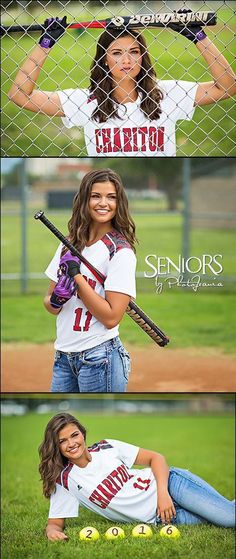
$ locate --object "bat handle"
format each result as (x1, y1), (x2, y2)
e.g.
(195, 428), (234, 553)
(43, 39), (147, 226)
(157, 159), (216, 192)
(34, 210), (44, 220)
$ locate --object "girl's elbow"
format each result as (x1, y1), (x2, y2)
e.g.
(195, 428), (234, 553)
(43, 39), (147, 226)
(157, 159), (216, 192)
(8, 88), (23, 106)
(104, 317), (120, 329)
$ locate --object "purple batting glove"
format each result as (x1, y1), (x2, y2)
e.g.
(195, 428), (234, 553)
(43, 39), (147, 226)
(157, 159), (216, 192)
(50, 274), (76, 309)
(58, 251), (81, 279)
(169, 9), (207, 44)
(39, 16), (67, 49)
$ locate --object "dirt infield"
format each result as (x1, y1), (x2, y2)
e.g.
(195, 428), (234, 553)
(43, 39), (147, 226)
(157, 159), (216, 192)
(2, 343), (236, 392)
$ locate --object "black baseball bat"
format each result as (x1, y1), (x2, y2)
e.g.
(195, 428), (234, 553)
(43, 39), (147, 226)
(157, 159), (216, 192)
(1, 12), (217, 35)
(34, 210), (169, 347)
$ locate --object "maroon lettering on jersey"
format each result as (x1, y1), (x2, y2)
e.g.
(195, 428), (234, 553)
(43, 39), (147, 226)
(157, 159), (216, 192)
(157, 127), (164, 152)
(117, 464), (134, 483)
(97, 483), (115, 501)
(132, 127), (138, 151)
(102, 478), (119, 496)
(95, 126), (165, 153)
(138, 126), (148, 151)
(102, 128), (112, 153)
(88, 464), (134, 509)
(107, 472), (122, 491)
(149, 126), (157, 152)
(89, 490), (109, 509)
(123, 128), (133, 152)
(95, 129), (102, 153)
(113, 127), (122, 152)
(133, 476), (151, 491)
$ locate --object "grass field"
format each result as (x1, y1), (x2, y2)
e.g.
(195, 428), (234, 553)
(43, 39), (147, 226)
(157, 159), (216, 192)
(2, 211), (236, 351)
(1, 5), (236, 157)
(1, 409), (235, 559)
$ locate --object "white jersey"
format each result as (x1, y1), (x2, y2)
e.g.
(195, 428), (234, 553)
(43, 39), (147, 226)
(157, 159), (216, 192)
(45, 231), (136, 352)
(57, 80), (198, 157)
(49, 439), (157, 524)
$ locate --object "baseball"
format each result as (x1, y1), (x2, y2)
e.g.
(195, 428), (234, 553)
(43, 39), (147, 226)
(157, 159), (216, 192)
(132, 524), (153, 538)
(79, 526), (100, 541)
(159, 524), (180, 539)
(105, 526), (125, 540)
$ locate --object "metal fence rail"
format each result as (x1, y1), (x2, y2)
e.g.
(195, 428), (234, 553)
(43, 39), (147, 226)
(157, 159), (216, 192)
(1, 0), (236, 157)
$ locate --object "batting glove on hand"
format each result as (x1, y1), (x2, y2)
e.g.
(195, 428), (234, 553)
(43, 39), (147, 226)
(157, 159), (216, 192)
(39, 16), (67, 49)
(50, 274), (77, 309)
(169, 9), (207, 44)
(58, 251), (81, 278)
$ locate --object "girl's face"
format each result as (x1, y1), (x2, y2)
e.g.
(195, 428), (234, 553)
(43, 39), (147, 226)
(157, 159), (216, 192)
(58, 423), (86, 464)
(88, 181), (117, 224)
(105, 36), (142, 81)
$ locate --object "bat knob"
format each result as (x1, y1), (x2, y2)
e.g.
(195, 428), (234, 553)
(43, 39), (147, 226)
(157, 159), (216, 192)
(34, 210), (44, 220)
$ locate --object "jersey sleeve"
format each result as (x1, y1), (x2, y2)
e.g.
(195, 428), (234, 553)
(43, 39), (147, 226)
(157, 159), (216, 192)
(49, 483), (79, 518)
(44, 243), (63, 282)
(57, 88), (90, 128)
(160, 80), (198, 121)
(104, 249), (136, 298)
(107, 439), (140, 468)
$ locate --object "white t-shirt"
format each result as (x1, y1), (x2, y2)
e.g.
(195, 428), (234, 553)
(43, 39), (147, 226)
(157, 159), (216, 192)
(57, 80), (198, 157)
(49, 439), (157, 524)
(45, 231), (136, 352)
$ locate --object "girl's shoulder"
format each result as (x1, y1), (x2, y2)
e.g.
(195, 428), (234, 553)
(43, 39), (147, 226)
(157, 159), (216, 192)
(56, 462), (74, 490)
(88, 439), (114, 452)
(101, 230), (132, 259)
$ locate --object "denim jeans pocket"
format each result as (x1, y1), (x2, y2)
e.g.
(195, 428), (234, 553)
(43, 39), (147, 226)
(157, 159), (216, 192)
(118, 346), (131, 381)
(81, 345), (108, 366)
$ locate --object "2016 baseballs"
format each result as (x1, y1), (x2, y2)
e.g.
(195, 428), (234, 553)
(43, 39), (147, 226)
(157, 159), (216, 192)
(160, 524), (180, 538)
(131, 524), (153, 538)
(79, 526), (100, 541)
(105, 526), (125, 540)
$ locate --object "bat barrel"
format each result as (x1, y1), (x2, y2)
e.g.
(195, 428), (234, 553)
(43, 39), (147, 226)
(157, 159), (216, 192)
(127, 303), (169, 346)
(1, 11), (217, 35)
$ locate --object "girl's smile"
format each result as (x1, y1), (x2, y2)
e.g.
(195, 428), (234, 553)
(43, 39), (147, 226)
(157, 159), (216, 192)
(58, 423), (90, 466)
(89, 181), (117, 225)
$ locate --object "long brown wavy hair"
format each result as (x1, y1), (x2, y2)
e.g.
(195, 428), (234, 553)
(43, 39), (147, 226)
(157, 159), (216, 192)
(90, 28), (164, 122)
(66, 168), (137, 253)
(38, 413), (87, 498)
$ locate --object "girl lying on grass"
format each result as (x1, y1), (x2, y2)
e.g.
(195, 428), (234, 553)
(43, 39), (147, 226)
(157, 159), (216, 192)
(39, 413), (235, 541)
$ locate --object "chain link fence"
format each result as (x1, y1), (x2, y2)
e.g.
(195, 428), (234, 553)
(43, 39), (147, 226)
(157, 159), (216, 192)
(1, 0), (236, 157)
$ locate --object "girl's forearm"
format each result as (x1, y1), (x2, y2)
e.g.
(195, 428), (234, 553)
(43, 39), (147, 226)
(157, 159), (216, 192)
(197, 38), (236, 94)
(151, 454), (170, 494)
(44, 295), (61, 315)
(74, 274), (128, 329)
(8, 45), (50, 102)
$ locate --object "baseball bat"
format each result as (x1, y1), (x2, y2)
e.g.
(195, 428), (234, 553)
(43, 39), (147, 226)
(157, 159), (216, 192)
(34, 210), (169, 347)
(1, 12), (217, 35)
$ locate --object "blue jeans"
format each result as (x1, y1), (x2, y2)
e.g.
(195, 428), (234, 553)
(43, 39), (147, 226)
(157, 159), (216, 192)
(156, 467), (235, 527)
(51, 337), (130, 393)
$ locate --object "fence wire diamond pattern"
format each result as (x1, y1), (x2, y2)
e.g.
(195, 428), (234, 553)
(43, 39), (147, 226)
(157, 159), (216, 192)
(1, 0), (236, 157)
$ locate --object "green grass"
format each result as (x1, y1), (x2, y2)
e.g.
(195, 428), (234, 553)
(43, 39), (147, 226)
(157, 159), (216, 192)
(1, 411), (235, 559)
(2, 211), (236, 350)
(1, 5), (236, 157)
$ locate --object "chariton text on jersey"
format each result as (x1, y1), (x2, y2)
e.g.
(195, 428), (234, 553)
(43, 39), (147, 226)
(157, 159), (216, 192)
(95, 126), (165, 153)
